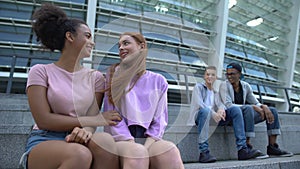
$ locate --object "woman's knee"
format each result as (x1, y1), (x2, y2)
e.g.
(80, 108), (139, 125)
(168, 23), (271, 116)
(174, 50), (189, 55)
(91, 132), (115, 144)
(149, 140), (183, 169)
(117, 142), (149, 169)
(66, 143), (93, 165)
(28, 142), (92, 169)
(88, 132), (117, 154)
(148, 140), (179, 157)
(117, 141), (148, 158)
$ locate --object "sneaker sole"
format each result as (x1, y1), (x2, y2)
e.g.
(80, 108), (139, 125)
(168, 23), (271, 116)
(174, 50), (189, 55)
(199, 160), (217, 163)
(255, 154), (269, 159)
(268, 153), (294, 158)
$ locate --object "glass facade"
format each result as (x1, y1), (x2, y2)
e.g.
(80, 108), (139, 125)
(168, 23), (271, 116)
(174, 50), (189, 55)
(0, 0), (299, 111)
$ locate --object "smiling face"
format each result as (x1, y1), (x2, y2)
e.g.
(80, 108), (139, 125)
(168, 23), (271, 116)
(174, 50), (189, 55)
(72, 24), (94, 58)
(204, 68), (217, 86)
(226, 68), (241, 85)
(118, 34), (145, 60)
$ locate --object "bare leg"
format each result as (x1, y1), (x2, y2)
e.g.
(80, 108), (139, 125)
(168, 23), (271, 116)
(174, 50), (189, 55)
(28, 140), (92, 169)
(268, 135), (277, 145)
(116, 141), (149, 169)
(148, 140), (184, 169)
(88, 132), (119, 169)
(246, 137), (251, 145)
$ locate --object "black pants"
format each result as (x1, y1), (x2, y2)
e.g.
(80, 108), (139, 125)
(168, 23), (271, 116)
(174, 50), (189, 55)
(128, 125), (146, 144)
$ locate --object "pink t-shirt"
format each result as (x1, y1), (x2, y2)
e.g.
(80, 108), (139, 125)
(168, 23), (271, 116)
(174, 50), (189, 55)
(27, 63), (105, 129)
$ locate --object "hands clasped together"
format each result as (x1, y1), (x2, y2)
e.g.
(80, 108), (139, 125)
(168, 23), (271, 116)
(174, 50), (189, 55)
(212, 109), (226, 123)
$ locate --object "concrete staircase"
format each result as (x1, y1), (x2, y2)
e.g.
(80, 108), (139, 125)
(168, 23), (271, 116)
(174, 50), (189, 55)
(1, 94), (300, 169)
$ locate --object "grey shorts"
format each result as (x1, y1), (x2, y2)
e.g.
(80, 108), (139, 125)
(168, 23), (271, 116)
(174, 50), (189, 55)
(19, 129), (70, 169)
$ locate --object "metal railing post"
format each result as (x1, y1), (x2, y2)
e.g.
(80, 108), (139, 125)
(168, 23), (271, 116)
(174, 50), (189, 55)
(184, 74), (190, 104)
(6, 55), (16, 94)
(284, 88), (292, 112)
(256, 84), (263, 104)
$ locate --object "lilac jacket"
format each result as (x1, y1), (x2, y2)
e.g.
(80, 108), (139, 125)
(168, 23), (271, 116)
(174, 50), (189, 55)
(104, 71), (168, 141)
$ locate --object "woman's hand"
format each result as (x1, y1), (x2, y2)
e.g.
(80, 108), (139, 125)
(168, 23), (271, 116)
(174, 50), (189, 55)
(98, 110), (122, 126)
(65, 127), (92, 144)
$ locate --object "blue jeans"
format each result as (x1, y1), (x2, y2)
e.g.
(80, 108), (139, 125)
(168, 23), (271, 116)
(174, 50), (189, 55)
(240, 105), (281, 138)
(195, 106), (246, 153)
(19, 130), (70, 169)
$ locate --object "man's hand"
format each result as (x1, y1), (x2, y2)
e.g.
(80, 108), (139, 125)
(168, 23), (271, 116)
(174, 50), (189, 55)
(99, 110), (122, 126)
(253, 105), (265, 120)
(212, 109), (226, 123)
(261, 105), (274, 124)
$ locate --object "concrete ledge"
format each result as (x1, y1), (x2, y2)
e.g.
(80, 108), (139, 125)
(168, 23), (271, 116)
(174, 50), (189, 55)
(0, 125), (32, 169)
(1, 95), (300, 168)
(184, 155), (300, 169)
(164, 124), (300, 162)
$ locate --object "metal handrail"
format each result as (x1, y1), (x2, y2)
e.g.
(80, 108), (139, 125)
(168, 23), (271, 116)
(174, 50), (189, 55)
(2, 54), (300, 112)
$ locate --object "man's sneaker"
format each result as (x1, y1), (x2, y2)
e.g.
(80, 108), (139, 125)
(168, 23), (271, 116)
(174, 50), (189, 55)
(267, 143), (293, 157)
(238, 147), (261, 160)
(199, 150), (217, 163)
(247, 144), (269, 159)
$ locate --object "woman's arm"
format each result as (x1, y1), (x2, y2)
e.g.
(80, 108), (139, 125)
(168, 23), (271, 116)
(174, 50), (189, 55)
(28, 85), (120, 132)
(82, 92), (103, 134)
(145, 81), (168, 141)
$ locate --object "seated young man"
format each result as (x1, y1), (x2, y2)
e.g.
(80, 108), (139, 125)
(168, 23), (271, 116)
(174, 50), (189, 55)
(219, 62), (293, 158)
(187, 66), (261, 163)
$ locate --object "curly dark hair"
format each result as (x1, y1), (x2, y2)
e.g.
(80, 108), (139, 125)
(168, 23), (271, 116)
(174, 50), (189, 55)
(32, 3), (87, 51)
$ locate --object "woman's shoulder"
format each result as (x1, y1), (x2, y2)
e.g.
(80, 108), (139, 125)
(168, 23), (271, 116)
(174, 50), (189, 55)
(80, 68), (105, 82)
(146, 70), (164, 78)
(29, 63), (53, 73)
(146, 71), (167, 81)
(30, 63), (48, 69)
(88, 68), (103, 75)
(27, 64), (54, 81)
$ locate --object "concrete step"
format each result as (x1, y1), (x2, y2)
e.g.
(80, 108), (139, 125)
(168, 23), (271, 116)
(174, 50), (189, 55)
(184, 155), (300, 169)
(0, 124), (32, 169)
(1, 94), (300, 168)
(0, 111), (34, 124)
(163, 124), (300, 162)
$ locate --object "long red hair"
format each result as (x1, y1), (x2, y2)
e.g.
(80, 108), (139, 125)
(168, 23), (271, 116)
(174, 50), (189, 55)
(107, 32), (147, 106)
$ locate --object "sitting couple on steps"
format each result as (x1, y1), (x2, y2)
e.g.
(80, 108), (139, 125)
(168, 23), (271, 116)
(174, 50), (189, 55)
(188, 64), (293, 163)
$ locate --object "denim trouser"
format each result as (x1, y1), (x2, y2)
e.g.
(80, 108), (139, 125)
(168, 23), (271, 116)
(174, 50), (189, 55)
(195, 106), (246, 153)
(240, 105), (281, 138)
(19, 129), (70, 169)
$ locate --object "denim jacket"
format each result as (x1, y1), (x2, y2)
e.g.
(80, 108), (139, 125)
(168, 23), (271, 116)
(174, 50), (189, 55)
(187, 83), (226, 126)
(219, 80), (262, 108)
